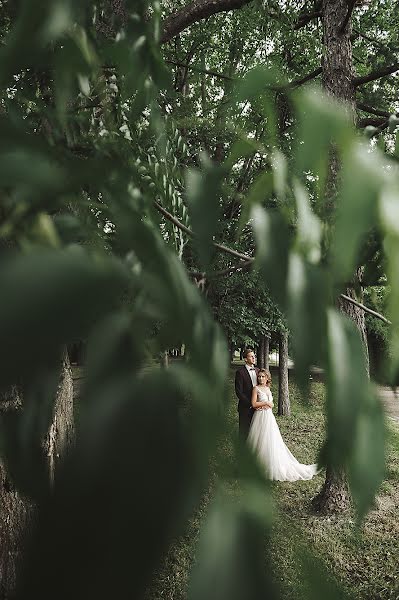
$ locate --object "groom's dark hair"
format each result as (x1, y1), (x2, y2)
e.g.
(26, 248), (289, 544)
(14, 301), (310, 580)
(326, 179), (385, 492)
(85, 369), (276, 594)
(243, 348), (254, 359)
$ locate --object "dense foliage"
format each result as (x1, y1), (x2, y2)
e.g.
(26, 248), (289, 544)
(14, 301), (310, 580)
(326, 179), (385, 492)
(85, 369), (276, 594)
(0, 0), (398, 598)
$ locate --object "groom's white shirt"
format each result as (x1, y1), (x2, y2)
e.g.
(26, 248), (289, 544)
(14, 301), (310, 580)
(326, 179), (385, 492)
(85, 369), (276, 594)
(245, 363), (257, 387)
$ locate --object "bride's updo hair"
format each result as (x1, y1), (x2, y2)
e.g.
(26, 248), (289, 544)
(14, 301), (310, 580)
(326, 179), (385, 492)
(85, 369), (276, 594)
(257, 368), (272, 385)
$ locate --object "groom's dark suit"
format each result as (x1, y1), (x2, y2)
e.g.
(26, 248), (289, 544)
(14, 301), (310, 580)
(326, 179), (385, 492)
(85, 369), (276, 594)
(235, 365), (259, 439)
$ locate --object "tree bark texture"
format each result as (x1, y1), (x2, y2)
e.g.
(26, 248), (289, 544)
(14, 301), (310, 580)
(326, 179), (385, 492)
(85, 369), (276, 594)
(0, 387), (32, 600)
(0, 352), (74, 598)
(278, 331), (290, 416)
(43, 350), (75, 484)
(257, 334), (270, 370)
(315, 0), (369, 513)
(312, 465), (350, 513)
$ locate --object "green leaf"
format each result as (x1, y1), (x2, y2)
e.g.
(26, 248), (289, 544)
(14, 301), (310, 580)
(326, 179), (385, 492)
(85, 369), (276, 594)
(348, 393), (385, 521)
(288, 253), (327, 393)
(379, 184), (399, 382)
(294, 88), (351, 198)
(325, 309), (367, 465)
(251, 205), (290, 307)
(233, 65), (283, 104)
(324, 309), (385, 519)
(186, 159), (224, 270)
(333, 143), (384, 283)
(293, 179), (322, 264)
(0, 365), (60, 500)
(299, 545), (353, 600)
(189, 486), (276, 600)
(224, 138), (257, 171)
(0, 248), (128, 385)
(238, 172), (273, 235)
(17, 373), (206, 599)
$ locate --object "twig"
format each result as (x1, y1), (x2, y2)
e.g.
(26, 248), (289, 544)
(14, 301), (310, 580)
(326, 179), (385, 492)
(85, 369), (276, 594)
(190, 259), (253, 279)
(340, 294), (391, 325)
(154, 201), (391, 325)
(154, 200), (252, 261)
(166, 59), (233, 81)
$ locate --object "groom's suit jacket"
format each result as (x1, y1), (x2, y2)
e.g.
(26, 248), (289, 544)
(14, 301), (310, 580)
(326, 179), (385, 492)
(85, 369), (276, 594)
(235, 365), (259, 414)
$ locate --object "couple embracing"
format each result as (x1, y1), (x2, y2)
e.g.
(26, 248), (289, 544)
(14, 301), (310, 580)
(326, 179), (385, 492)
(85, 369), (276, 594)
(235, 349), (319, 482)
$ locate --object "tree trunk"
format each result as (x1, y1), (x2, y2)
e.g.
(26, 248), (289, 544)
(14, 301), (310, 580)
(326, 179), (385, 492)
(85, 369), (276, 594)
(0, 387), (33, 600)
(264, 334), (270, 371)
(43, 350), (75, 484)
(278, 331), (290, 416)
(314, 0), (369, 513)
(0, 352), (74, 597)
(312, 465), (350, 513)
(257, 335), (265, 369)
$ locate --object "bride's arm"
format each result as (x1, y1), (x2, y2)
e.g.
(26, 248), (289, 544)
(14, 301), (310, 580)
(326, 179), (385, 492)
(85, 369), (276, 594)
(251, 387), (270, 410)
(267, 389), (274, 408)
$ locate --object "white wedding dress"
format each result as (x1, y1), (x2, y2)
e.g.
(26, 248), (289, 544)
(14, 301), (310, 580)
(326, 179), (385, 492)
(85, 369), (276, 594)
(248, 386), (319, 482)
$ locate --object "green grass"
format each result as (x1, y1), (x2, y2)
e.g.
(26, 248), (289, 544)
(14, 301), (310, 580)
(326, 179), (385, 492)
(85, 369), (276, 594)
(139, 370), (399, 600)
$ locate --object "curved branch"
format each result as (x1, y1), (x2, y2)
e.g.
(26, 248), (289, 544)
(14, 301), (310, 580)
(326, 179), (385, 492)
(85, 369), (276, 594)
(154, 202), (391, 325)
(160, 0), (253, 44)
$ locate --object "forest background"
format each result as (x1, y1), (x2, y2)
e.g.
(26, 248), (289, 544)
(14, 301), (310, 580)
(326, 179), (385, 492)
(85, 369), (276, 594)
(0, 0), (399, 598)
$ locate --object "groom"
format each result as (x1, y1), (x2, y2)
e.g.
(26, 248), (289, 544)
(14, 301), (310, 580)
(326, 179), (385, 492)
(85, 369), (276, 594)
(235, 349), (259, 439)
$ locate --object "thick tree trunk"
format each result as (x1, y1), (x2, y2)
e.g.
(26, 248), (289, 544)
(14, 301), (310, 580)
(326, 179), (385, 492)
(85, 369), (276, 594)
(257, 335), (265, 369)
(0, 387), (32, 600)
(314, 0), (369, 513)
(278, 331), (290, 416)
(0, 352), (74, 597)
(43, 350), (74, 484)
(312, 465), (350, 513)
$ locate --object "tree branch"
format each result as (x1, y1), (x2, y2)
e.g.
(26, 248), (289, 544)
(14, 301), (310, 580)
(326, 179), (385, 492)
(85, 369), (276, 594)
(154, 200), (252, 261)
(166, 59), (233, 81)
(339, 0), (356, 35)
(357, 102), (390, 118)
(160, 0), (253, 44)
(357, 116), (387, 128)
(354, 63), (399, 87)
(154, 200), (391, 325)
(190, 259), (253, 279)
(294, 9), (322, 30)
(340, 294), (391, 325)
(294, 2), (323, 31)
(287, 66), (322, 88)
(368, 119), (390, 138)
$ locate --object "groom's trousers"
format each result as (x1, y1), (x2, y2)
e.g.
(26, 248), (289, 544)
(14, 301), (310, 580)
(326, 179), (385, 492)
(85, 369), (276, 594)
(238, 408), (253, 439)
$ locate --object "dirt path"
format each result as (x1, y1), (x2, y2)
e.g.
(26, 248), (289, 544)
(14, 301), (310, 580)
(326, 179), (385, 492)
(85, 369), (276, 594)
(378, 387), (399, 424)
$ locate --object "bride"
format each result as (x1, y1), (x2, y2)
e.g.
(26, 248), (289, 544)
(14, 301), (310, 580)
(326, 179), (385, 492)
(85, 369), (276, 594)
(248, 369), (319, 482)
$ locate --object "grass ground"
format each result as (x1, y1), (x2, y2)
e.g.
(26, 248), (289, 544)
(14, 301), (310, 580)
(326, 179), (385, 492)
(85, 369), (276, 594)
(135, 369), (399, 599)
